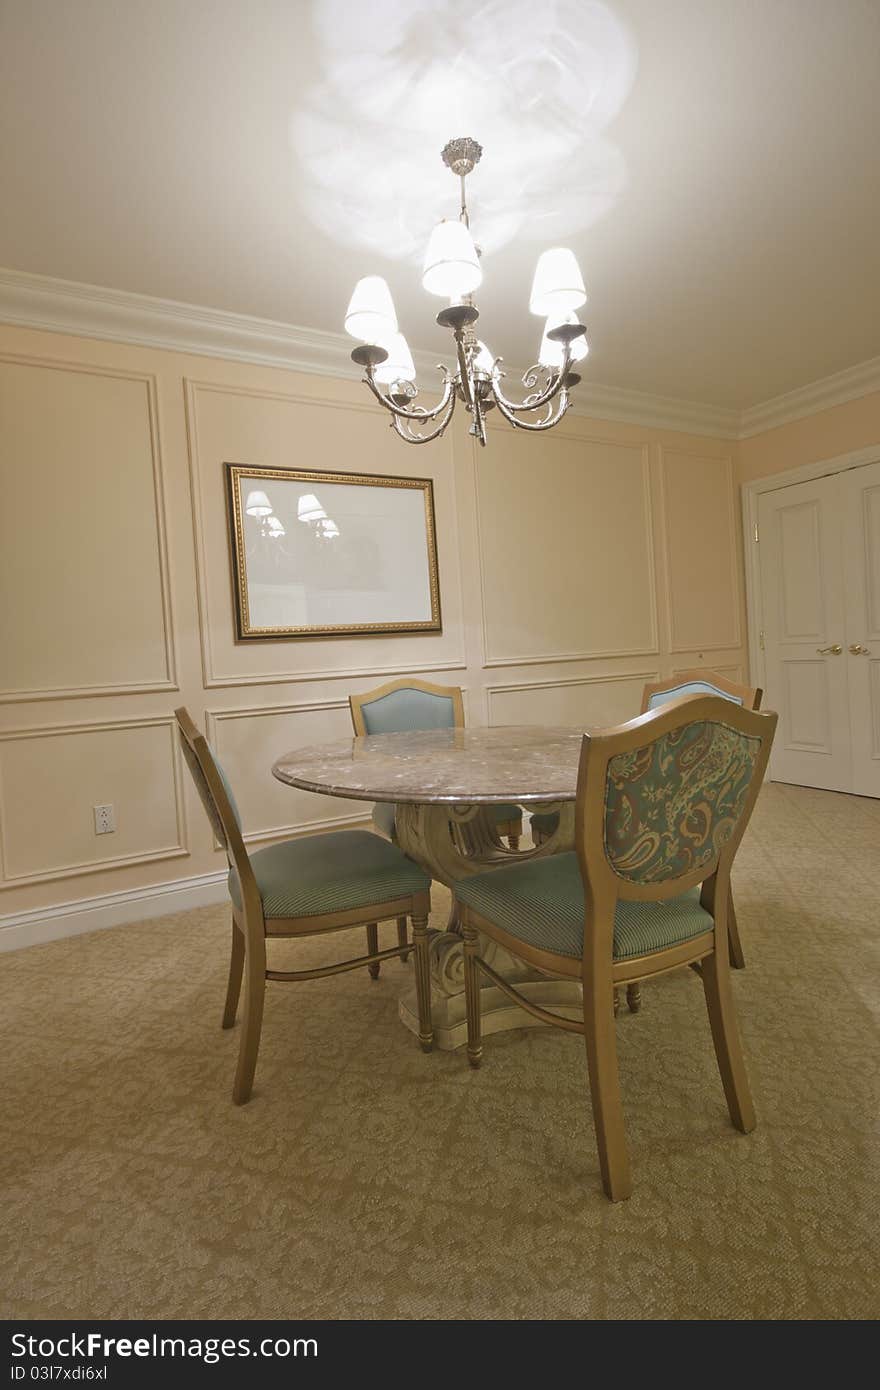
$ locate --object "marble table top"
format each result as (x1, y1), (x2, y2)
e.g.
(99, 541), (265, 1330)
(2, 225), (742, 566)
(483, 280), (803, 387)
(272, 725), (588, 805)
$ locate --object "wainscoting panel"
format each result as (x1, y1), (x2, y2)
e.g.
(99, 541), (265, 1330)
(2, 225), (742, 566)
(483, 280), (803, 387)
(671, 662), (744, 683)
(205, 699), (368, 845)
(0, 717), (185, 883)
(185, 379), (467, 688)
(477, 425), (658, 666)
(487, 671), (660, 728)
(0, 355), (176, 700)
(660, 449), (742, 653)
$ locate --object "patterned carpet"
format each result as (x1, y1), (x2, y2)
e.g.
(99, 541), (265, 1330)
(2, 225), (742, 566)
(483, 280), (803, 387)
(2, 782), (878, 1320)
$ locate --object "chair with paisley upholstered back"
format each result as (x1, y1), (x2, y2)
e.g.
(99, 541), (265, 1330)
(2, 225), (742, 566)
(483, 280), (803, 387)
(175, 707), (433, 1105)
(454, 694), (777, 1201)
(531, 668), (762, 977)
(350, 677), (524, 845)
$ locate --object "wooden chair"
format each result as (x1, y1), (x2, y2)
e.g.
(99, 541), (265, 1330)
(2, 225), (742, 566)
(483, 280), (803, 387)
(176, 707), (433, 1104)
(350, 677), (524, 857)
(531, 669), (762, 978)
(454, 695), (777, 1201)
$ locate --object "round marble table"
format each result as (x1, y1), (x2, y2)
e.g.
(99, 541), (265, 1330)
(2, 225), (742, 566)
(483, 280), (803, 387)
(272, 726), (585, 1049)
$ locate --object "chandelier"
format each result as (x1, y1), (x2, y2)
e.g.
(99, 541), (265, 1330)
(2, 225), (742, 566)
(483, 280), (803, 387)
(343, 138), (588, 446)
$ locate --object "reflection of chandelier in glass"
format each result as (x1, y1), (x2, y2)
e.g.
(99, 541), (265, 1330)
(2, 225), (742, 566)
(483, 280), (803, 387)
(245, 490), (286, 538)
(344, 138), (588, 447)
(297, 493), (340, 541)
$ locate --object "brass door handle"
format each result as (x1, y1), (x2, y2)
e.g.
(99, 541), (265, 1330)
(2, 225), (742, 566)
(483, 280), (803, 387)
(849, 643), (871, 655)
(816, 644), (843, 655)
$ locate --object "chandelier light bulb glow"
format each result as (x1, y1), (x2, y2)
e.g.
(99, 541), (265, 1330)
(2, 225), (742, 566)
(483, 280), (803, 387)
(539, 314), (589, 370)
(344, 276), (398, 345)
(529, 248), (587, 317)
(345, 138), (589, 446)
(373, 332), (417, 386)
(422, 220), (483, 298)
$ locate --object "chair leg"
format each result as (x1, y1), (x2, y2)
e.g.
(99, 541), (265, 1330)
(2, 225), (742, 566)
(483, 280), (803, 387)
(366, 922), (380, 979)
(727, 887), (746, 970)
(626, 983), (642, 1013)
(232, 936), (266, 1106)
(583, 971), (632, 1201)
(397, 915), (410, 964)
(462, 922), (483, 1068)
(222, 917), (244, 1029)
(700, 947), (756, 1134)
(411, 912), (433, 1053)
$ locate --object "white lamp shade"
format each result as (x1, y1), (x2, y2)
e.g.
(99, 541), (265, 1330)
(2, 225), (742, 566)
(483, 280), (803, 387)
(473, 341), (495, 375)
(297, 493), (327, 523)
(321, 520), (340, 538)
(422, 220), (482, 298)
(529, 248), (586, 317)
(538, 314), (589, 370)
(344, 276), (398, 344)
(245, 490), (272, 517)
(266, 515), (286, 537)
(374, 332), (416, 385)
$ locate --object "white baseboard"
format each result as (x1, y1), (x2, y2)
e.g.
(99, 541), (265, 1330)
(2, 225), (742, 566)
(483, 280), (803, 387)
(0, 869), (229, 954)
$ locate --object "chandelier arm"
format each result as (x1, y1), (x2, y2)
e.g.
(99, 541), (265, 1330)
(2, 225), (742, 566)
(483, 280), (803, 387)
(390, 394), (457, 444)
(472, 394), (487, 447)
(490, 387), (572, 433)
(454, 335), (474, 408)
(489, 346), (573, 415)
(362, 367), (455, 423)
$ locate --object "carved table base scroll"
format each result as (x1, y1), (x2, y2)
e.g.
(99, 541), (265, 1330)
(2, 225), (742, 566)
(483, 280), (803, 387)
(395, 800), (584, 1049)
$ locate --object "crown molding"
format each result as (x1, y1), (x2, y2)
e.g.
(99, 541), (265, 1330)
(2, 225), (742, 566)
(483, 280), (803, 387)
(0, 266), (455, 383)
(1, 267), (878, 441)
(567, 381), (739, 438)
(738, 354), (880, 437)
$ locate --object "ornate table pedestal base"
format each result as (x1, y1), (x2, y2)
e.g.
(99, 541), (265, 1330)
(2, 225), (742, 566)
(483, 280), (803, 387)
(394, 800), (586, 1050)
(398, 929), (584, 1049)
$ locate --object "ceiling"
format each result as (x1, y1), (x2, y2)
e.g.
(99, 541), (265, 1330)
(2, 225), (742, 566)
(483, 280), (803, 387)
(1, 0), (879, 410)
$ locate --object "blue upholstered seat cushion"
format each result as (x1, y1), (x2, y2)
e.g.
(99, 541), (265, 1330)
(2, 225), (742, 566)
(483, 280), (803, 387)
(647, 680), (744, 709)
(228, 829), (430, 919)
(530, 809), (559, 837)
(455, 852), (712, 960)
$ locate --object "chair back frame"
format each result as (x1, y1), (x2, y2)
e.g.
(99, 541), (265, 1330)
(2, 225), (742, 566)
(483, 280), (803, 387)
(574, 694), (777, 971)
(640, 669), (762, 714)
(175, 707), (263, 933)
(349, 677), (465, 736)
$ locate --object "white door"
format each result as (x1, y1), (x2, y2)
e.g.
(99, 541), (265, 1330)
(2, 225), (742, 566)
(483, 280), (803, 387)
(842, 460), (880, 797)
(758, 475), (852, 791)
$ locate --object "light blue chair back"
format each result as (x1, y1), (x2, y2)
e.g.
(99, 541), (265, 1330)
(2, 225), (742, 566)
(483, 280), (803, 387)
(647, 679), (744, 711)
(359, 687), (457, 734)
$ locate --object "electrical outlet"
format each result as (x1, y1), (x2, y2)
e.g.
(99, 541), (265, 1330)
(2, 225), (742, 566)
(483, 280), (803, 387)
(93, 803), (116, 835)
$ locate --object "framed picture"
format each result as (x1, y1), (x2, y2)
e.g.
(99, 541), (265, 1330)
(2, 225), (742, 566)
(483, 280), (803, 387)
(225, 464), (442, 639)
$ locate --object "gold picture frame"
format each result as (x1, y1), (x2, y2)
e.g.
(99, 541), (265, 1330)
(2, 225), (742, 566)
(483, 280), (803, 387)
(225, 464), (442, 640)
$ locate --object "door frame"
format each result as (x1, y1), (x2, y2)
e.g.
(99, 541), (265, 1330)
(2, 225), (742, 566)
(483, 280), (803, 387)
(741, 444), (880, 706)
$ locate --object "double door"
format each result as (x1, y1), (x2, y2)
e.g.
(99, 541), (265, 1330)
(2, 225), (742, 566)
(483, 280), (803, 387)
(757, 459), (880, 796)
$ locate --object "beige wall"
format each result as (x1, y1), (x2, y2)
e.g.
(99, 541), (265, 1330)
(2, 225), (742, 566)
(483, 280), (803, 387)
(0, 323), (747, 940)
(738, 391), (880, 484)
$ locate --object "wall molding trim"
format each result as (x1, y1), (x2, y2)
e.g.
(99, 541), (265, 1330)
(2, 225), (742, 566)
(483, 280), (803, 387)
(0, 869), (229, 954)
(739, 355), (880, 438)
(11, 264), (854, 442)
(0, 715), (188, 885)
(566, 381), (738, 439)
